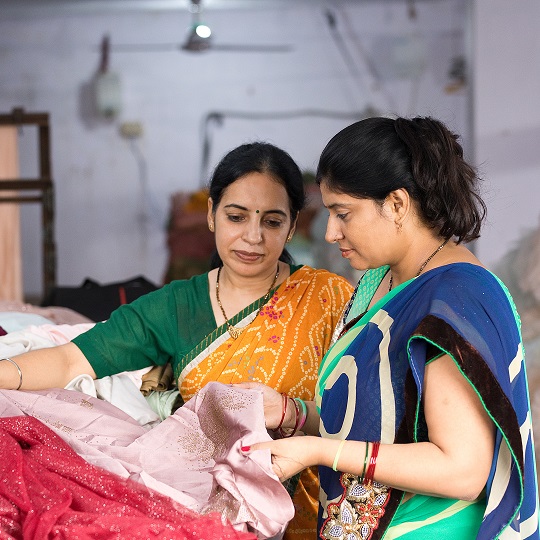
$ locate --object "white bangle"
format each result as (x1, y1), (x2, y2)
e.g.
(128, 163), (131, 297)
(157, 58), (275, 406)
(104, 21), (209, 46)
(1, 357), (23, 390)
(332, 439), (347, 472)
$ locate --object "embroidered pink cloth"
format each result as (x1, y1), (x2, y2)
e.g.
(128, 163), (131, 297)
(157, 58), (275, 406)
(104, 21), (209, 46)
(0, 382), (293, 539)
(0, 415), (255, 540)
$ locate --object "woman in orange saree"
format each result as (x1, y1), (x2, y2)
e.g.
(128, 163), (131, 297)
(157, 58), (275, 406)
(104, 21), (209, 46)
(176, 263), (353, 539)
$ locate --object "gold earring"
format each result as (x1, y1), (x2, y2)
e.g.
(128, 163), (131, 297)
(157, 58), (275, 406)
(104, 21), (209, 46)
(286, 233), (293, 243)
(209, 223), (214, 232)
(395, 221), (402, 233)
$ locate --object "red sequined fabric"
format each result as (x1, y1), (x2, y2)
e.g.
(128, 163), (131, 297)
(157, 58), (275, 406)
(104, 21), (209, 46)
(0, 415), (256, 540)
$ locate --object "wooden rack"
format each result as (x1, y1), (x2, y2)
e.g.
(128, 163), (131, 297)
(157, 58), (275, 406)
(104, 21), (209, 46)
(0, 107), (56, 300)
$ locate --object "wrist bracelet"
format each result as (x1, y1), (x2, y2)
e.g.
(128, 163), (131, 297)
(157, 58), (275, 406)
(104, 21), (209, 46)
(275, 393), (288, 430)
(1, 357), (23, 391)
(360, 441), (370, 482)
(295, 398), (308, 431)
(363, 440), (380, 485)
(279, 396), (301, 438)
(332, 440), (346, 472)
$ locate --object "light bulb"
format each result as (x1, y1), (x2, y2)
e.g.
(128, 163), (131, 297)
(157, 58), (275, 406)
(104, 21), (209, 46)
(195, 24), (211, 39)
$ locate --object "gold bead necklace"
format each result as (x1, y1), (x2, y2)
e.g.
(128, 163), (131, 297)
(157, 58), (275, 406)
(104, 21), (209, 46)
(215, 264), (280, 339)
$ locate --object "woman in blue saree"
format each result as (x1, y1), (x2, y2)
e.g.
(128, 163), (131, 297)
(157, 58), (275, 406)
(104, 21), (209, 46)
(243, 116), (539, 539)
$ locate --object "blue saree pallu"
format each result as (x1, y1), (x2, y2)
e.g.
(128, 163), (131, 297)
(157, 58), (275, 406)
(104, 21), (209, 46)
(316, 263), (539, 540)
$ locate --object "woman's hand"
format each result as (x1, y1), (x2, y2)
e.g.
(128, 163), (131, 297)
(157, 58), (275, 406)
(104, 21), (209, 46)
(233, 381), (288, 429)
(243, 436), (320, 481)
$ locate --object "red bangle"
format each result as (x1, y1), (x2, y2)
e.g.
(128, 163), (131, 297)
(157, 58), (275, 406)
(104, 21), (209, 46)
(276, 393), (288, 430)
(363, 440), (380, 485)
(279, 396), (300, 438)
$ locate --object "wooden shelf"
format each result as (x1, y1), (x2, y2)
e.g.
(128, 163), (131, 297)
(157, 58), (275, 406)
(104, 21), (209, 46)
(0, 107), (56, 301)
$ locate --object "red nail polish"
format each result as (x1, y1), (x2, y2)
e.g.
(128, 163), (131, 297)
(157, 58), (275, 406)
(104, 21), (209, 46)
(241, 445), (251, 452)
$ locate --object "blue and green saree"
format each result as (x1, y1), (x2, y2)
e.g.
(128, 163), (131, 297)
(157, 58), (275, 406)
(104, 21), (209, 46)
(315, 263), (539, 540)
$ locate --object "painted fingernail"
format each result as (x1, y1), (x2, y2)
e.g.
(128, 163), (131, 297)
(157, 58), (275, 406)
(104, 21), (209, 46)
(241, 445), (251, 452)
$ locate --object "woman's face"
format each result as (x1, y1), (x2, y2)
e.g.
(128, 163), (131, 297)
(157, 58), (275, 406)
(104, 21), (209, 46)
(208, 172), (294, 278)
(320, 181), (396, 271)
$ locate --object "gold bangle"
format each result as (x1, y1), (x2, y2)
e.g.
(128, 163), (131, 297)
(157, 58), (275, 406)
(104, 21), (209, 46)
(1, 357), (23, 390)
(332, 440), (346, 472)
(360, 441), (370, 482)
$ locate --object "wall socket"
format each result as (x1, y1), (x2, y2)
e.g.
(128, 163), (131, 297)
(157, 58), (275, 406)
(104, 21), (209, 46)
(120, 121), (143, 138)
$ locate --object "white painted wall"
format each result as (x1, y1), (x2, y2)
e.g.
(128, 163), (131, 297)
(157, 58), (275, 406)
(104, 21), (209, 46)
(473, 0), (540, 269)
(0, 1), (469, 297)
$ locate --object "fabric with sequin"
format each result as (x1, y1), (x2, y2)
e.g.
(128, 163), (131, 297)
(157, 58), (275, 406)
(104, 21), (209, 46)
(0, 382), (293, 539)
(321, 475), (391, 540)
(0, 414), (255, 540)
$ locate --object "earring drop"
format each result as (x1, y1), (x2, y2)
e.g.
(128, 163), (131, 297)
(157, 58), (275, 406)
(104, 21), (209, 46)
(286, 233), (293, 243)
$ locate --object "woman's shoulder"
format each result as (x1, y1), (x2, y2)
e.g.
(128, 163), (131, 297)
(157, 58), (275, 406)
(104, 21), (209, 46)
(429, 262), (498, 286)
(165, 272), (210, 291)
(424, 263), (515, 311)
(134, 273), (210, 311)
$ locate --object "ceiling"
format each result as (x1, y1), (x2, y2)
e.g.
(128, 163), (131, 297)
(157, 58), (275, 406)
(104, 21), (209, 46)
(0, 0), (336, 9)
(0, 0), (424, 13)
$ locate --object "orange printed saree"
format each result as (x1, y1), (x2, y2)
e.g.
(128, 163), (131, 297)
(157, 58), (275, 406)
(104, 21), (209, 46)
(177, 265), (353, 539)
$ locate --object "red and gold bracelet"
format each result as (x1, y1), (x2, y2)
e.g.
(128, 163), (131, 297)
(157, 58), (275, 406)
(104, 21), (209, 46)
(363, 440), (380, 485)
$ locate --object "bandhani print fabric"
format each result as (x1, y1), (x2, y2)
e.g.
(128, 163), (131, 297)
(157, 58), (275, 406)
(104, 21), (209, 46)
(178, 266), (353, 540)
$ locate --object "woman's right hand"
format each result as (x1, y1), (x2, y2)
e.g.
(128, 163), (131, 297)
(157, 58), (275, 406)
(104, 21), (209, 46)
(233, 382), (290, 430)
(242, 436), (320, 481)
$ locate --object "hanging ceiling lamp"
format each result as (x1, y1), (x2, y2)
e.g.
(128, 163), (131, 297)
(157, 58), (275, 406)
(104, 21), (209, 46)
(183, 0), (212, 52)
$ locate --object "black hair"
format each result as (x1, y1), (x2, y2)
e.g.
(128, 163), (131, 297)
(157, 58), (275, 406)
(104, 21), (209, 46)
(209, 142), (306, 268)
(315, 116), (486, 243)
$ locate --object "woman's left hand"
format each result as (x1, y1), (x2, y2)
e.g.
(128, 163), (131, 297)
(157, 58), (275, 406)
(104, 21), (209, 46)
(243, 436), (319, 481)
(233, 381), (287, 429)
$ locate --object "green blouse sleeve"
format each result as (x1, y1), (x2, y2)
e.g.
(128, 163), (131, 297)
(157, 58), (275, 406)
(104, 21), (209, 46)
(72, 282), (183, 378)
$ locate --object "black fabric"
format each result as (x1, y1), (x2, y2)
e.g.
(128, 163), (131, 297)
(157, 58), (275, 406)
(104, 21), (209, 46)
(41, 276), (159, 322)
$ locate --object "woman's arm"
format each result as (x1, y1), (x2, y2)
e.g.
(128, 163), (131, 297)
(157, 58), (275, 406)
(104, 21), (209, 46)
(0, 342), (96, 390)
(248, 354), (495, 501)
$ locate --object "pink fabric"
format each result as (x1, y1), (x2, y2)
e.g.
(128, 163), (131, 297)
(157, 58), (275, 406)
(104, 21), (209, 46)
(0, 415), (255, 540)
(0, 301), (93, 325)
(0, 382), (293, 539)
(20, 322), (95, 344)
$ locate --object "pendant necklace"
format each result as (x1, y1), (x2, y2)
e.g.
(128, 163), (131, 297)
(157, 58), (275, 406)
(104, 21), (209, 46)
(388, 238), (449, 292)
(216, 264), (280, 339)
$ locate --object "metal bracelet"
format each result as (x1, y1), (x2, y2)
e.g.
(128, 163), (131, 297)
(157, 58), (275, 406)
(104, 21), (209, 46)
(1, 357), (23, 390)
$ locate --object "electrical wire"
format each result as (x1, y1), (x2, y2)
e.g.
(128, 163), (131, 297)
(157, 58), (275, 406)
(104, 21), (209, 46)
(198, 106), (377, 186)
(324, 7), (372, 106)
(333, 5), (398, 112)
(128, 138), (164, 231)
